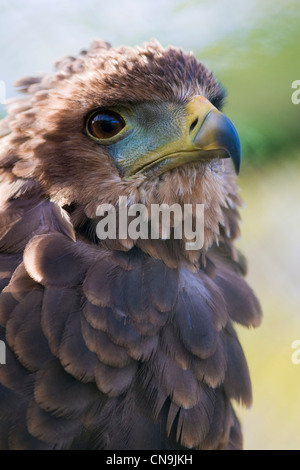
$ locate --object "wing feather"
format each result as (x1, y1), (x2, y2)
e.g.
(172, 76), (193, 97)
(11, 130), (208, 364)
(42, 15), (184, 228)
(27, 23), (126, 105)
(0, 193), (260, 449)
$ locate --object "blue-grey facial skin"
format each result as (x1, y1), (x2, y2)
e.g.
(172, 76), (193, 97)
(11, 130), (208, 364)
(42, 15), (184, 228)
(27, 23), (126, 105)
(107, 102), (187, 172)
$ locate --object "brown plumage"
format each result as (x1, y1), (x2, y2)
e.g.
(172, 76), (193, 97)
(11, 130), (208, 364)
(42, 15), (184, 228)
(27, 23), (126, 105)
(0, 40), (261, 450)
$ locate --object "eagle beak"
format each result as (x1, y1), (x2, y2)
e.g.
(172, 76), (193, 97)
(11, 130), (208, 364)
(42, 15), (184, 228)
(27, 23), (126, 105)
(123, 95), (241, 178)
(186, 96), (241, 174)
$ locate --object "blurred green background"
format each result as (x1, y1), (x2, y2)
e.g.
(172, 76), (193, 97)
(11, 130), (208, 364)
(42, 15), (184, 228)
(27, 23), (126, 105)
(1, 0), (300, 450)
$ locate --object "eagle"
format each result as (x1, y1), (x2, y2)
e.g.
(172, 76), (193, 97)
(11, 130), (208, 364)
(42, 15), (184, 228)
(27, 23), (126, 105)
(0, 40), (262, 450)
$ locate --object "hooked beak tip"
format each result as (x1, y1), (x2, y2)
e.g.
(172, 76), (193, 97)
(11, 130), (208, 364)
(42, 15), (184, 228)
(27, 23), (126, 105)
(193, 109), (241, 175)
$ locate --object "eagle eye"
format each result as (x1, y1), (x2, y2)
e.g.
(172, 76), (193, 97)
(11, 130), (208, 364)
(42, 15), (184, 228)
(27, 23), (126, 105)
(87, 110), (126, 140)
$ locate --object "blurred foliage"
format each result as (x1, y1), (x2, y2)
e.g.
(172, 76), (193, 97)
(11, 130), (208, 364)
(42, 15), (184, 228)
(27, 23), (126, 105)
(234, 159), (300, 449)
(197, 1), (300, 164)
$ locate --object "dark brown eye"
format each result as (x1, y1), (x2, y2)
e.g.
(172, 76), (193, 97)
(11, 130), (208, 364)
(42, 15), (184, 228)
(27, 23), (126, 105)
(87, 110), (126, 140)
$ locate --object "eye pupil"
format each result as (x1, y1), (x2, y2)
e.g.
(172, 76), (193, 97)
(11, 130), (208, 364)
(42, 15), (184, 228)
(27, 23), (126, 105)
(87, 111), (125, 140)
(101, 116), (118, 133)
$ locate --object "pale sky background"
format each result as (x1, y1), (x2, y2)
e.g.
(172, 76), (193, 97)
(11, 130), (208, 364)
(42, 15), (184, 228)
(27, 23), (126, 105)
(0, 0), (298, 101)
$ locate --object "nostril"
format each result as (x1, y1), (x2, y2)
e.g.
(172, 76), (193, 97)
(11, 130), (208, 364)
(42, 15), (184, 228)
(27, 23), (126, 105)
(190, 118), (199, 132)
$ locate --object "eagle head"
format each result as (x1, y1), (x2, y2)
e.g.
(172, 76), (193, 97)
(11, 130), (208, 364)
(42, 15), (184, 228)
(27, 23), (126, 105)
(1, 40), (241, 266)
